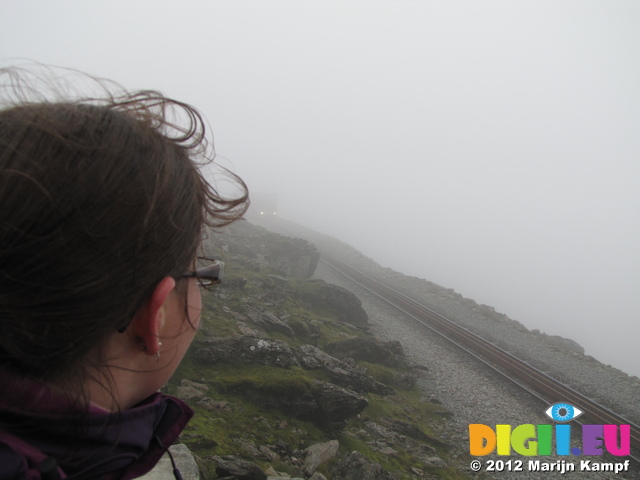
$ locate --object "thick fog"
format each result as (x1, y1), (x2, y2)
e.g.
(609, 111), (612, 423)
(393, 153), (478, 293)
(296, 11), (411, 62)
(2, 1), (638, 377)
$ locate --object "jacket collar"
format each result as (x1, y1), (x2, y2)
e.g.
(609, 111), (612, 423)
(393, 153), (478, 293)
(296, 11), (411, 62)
(0, 369), (193, 479)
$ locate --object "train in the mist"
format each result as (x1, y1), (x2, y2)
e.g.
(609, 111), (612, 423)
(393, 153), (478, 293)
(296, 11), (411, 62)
(245, 192), (278, 221)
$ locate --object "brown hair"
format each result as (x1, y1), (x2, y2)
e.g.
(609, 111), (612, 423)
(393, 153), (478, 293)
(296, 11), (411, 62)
(0, 66), (248, 385)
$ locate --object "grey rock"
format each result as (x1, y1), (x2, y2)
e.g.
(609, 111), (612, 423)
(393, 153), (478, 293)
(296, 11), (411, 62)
(311, 381), (368, 423)
(176, 379), (208, 401)
(267, 237), (320, 278)
(303, 439), (339, 476)
(297, 280), (369, 328)
(324, 337), (409, 368)
(194, 336), (299, 368)
(138, 444), (200, 480)
(377, 446), (398, 456)
(253, 385), (319, 419)
(363, 420), (395, 441)
(308, 473), (328, 480)
(422, 456), (447, 468)
(213, 455), (267, 480)
(196, 397), (231, 411)
(235, 439), (263, 459)
(294, 344), (395, 395)
(247, 309), (295, 336)
(255, 379), (367, 424)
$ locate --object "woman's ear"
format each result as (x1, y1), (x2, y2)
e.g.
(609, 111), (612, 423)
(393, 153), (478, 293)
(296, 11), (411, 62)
(129, 276), (176, 355)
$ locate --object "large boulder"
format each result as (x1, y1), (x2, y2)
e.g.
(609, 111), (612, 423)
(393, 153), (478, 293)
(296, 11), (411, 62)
(247, 382), (319, 419)
(246, 309), (295, 337)
(213, 455), (267, 480)
(296, 280), (369, 329)
(311, 381), (368, 424)
(294, 344), (395, 395)
(244, 379), (367, 425)
(267, 236), (320, 278)
(251, 379), (368, 425)
(324, 337), (409, 368)
(194, 336), (299, 368)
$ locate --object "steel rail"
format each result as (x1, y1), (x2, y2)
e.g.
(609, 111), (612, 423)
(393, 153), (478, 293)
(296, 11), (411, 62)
(320, 252), (640, 456)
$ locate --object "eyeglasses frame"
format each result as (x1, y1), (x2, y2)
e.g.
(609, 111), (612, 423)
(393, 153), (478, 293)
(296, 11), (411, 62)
(182, 258), (224, 288)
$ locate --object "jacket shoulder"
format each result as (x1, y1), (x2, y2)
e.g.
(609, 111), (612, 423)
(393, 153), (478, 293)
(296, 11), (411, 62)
(0, 430), (61, 480)
(0, 441), (29, 479)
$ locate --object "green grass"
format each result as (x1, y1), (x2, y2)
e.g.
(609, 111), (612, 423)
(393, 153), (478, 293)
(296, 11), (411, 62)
(210, 365), (314, 396)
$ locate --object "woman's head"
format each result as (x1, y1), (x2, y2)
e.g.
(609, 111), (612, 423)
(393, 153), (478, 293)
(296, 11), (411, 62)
(0, 66), (248, 393)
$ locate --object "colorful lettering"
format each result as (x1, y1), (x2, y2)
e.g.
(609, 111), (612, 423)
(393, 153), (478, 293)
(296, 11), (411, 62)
(496, 425), (511, 455)
(555, 424), (571, 455)
(537, 424), (552, 455)
(511, 424), (537, 456)
(582, 425), (604, 455)
(603, 425), (630, 456)
(468, 424), (496, 456)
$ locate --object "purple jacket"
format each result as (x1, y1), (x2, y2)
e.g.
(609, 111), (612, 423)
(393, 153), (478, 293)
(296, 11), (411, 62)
(0, 369), (193, 479)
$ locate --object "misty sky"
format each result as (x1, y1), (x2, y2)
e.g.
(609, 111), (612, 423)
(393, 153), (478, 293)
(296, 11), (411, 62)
(1, 0), (639, 377)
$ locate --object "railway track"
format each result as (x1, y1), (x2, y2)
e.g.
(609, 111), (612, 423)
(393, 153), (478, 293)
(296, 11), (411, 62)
(320, 252), (640, 459)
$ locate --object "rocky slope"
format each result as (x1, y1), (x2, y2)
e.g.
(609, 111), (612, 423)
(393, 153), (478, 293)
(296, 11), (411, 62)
(254, 216), (640, 480)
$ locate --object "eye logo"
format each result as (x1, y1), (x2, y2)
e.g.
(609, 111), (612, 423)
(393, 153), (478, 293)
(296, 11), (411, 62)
(545, 402), (583, 422)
